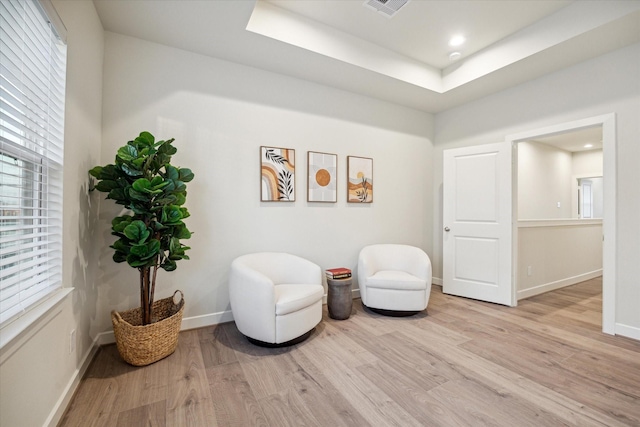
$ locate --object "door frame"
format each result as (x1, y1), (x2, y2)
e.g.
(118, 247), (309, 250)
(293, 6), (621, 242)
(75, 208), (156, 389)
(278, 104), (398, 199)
(505, 113), (616, 334)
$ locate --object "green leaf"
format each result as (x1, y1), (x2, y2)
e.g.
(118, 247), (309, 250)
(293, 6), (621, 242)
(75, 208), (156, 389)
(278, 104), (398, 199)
(165, 165), (179, 181)
(130, 240), (160, 260)
(161, 181), (176, 193)
(178, 168), (194, 182)
(107, 188), (127, 201)
(113, 252), (127, 263)
(128, 187), (150, 202)
(158, 140), (177, 156)
(169, 237), (181, 254)
(150, 176), (165, 187)
(154, 195), (177, 206)
(132, 158), (146, 169)
(173, 193), (186, 206)
(95, 180), (119, 192)
(179, 207), (190, 219)
(120, 163), (143, 177)
(160, 259), (177, 271)
(126, 253), (149, 268)
(112, 216), (133, 232)
(124, 220), (150, 244)
(136, 131), (155, 146)
(110, 238), (131, 254)
(152, 221), (167, 231)
(88, 166), (103, 179)
(132, 178), (151, 193)
(174, 224), (192, 239)
(90, 164), (120, 180)
(162, 205), (183, 225)
(117, 145), (138, 162)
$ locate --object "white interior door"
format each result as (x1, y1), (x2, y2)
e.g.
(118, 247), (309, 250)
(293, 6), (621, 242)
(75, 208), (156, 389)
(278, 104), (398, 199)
(443, 142), (514, 306)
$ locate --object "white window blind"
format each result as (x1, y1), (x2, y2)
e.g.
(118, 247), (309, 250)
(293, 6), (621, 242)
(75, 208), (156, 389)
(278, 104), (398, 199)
(0, 0), (66, 327)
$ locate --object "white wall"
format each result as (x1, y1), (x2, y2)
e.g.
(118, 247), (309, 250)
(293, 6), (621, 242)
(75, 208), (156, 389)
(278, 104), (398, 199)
(99, 32), (434, 334)
(433, 42), (640, 336)
(572, 149), (603, 177)
(517, 221), (602, 299)
(518, 141), (573, 219)
(0, 1), (104, 426)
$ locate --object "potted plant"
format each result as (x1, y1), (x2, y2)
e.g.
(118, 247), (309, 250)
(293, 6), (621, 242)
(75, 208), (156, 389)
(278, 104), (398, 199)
(90, 131), (194, 366)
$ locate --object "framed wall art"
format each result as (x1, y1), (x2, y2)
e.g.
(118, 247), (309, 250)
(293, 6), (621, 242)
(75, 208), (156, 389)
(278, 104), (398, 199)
(347, 156), (373, 203)
(307, 151), (337, 202)
(261, 146), (295, 201)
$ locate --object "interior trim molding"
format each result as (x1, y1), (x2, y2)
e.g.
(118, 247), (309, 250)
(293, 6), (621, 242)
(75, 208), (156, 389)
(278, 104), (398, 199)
(615, 323), (640, 341)
(506, 112), (616, 334)
(517, 270), (602, 300)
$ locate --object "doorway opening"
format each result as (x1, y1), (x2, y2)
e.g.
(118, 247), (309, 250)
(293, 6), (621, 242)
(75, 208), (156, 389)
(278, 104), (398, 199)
(506, 113), (616, 335)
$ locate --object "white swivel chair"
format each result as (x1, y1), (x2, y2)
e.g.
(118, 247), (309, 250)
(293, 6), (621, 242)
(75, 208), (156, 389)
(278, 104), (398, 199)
(229, 252), (324, 346)
(357, 244), (432, 316)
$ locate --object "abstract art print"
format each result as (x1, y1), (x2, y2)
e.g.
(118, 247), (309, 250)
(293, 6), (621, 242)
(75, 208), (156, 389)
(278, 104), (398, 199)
(347, 156), (373, 203)
(261, 146), (295, 201)
(307, 151), (337, 202)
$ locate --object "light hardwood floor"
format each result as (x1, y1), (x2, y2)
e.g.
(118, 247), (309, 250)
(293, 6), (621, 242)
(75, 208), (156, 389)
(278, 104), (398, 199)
(59, 277), (640, 426)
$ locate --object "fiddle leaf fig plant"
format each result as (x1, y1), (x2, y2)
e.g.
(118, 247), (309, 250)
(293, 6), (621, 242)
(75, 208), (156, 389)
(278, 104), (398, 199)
(90, 131), (194, 325)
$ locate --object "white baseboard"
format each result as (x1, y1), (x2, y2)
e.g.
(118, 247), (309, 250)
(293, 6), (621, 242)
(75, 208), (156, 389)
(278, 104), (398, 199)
(615, 323), (640, 341)
(517, 270), (602, 300)
(432, 277), (442, 286)
(46, 333), (101, 427)
(95, 309), (236, 346)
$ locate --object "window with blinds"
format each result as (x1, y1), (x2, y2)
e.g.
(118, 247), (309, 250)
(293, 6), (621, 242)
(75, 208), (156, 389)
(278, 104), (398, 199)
(0, 0), (67, 327)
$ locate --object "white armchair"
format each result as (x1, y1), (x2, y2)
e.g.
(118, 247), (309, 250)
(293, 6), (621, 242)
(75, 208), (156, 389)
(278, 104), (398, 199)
(358, 244), (432, 316)
(229, 252), (324, 346)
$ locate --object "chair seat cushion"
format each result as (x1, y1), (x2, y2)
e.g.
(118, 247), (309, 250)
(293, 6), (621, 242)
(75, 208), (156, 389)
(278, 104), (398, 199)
(275, 284), (324, 316)
(366, 270), (427, 291)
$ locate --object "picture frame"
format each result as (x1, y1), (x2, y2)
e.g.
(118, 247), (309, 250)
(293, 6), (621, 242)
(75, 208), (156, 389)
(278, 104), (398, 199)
(347, 156), (373, 203)
(307, 151), (337, 202)
(261, 146), (295, 202)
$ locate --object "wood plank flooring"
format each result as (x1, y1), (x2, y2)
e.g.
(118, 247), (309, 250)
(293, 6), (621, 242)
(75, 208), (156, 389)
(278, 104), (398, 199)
(59, 277), (640, 426)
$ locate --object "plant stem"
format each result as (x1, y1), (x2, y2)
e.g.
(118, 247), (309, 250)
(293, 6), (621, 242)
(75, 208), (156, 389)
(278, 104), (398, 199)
(141, 267), (151, 324)
(150, 257), (159, 314)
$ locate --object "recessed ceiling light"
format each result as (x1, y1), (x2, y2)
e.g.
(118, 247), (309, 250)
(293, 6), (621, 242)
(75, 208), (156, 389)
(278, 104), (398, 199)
(449, 35), (466, 47)
(449, 52), (461, 62)
(584, 144), (593, 148)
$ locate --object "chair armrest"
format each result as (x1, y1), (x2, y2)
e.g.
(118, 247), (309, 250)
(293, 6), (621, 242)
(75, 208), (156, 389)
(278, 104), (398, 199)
(229, 260), (277, 341)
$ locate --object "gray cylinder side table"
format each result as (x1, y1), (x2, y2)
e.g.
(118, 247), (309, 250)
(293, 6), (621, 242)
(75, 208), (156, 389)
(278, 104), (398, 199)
(327, 277), (353, 320)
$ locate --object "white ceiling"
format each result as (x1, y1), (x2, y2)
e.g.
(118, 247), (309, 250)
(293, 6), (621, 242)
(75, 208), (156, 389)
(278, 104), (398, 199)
(268, 0), (571, 69)
(531, 126), (603, 153)
(92, 0), (640, 113)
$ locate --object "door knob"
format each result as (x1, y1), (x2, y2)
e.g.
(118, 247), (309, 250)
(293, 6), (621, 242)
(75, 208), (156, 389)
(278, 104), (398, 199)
(444, 227), (450, 232)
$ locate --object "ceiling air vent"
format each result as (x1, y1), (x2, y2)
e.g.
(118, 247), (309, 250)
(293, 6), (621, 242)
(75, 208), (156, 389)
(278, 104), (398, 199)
(363, 0), (410, 18)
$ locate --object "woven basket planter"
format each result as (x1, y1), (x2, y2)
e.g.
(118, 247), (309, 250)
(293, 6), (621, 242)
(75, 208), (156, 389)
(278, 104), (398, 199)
(111, 291), (185, 366)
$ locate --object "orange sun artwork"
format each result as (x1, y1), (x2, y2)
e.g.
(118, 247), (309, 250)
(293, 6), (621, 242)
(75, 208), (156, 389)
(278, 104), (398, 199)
(307, 152), (337, 202)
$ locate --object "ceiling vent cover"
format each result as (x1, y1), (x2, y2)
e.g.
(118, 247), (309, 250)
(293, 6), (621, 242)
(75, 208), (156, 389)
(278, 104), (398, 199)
(364, 0), (410, 18)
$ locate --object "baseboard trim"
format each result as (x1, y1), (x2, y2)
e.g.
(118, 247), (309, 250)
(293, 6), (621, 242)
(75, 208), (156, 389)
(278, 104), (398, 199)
(615, 323), (640, 341)
(432, 277), (443, 287)
(45, 333), (101, 427)
(95, 309), (236, 346)
(517, 270), (602, 300)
